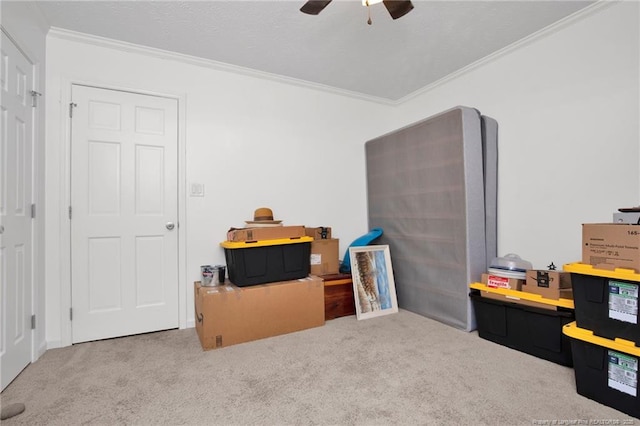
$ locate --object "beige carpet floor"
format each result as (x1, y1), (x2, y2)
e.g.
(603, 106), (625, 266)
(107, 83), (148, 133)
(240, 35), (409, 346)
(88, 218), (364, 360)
(0, 309), (634, 425)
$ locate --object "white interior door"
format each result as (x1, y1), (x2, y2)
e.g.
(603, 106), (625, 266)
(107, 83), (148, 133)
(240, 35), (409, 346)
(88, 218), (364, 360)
(70, 85), (179, 344)
(0, 32), (34, 390)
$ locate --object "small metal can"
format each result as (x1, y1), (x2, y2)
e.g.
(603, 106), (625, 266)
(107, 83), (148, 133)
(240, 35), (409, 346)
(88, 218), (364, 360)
(201, 265), (214, 286)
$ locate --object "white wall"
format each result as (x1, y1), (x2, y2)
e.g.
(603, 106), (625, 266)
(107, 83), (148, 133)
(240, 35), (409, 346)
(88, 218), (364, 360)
(390, 1), (640, 270)
(43, 1), (640, 346)
(44, 35), (391, 346)
(1, 1), (48, 359)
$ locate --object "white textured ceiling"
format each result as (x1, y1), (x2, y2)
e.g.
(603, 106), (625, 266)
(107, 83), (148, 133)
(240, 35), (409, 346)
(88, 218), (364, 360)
(33, 0), (596, 101)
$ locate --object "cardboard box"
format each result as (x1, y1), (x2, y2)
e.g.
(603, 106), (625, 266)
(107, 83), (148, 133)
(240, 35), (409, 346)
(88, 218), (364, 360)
(226, 225), (305, 242)
(310, 238), (339, 275)
(523, 270), (573, 300)
(481, 273), (524, 291)
(582, 223), (640, 272)
(304, 226), (332, 240)
(194, 276), (325, 350)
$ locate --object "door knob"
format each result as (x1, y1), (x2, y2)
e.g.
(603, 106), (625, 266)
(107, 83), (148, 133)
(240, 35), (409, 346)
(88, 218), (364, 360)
(166, 222), (175, 230)
(0, 225), (4, 234)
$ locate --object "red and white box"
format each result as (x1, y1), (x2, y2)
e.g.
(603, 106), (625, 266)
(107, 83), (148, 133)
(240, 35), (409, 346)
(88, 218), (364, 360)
(482, 273), (524, 291)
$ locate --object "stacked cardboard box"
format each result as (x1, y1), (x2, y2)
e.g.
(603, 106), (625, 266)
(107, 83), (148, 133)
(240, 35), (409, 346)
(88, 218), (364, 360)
(522, 270), (573, 301)
(309, 239), (339, 275)
(304, 226), (332, 240)
(305, 226), (339, 276)
(479, 273), (561, 311)
(582, 223), (640, 272)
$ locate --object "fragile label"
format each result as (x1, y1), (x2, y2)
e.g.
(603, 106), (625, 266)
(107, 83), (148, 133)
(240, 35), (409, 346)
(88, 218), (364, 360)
(608, 281), (638, 324)
(310, 254), (322, 265)
(486, 275), (510, 289)
(608, 350), (638, 397)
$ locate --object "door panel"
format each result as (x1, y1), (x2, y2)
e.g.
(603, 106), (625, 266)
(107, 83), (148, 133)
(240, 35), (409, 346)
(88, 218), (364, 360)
(135, 236), (165, 306)
(88, 141), (121, 214)
(0, 32), (34, 391)
(88, 237), (122, 312)
(135, 145), (164, 214)
(71, 85), (178, 344)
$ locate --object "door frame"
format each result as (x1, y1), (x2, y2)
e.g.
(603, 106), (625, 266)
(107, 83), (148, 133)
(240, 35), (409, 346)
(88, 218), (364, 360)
(58, 79), (188, 347)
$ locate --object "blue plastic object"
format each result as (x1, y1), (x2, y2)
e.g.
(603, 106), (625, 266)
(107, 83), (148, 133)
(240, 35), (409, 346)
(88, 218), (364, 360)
(339, 228), (384, 273)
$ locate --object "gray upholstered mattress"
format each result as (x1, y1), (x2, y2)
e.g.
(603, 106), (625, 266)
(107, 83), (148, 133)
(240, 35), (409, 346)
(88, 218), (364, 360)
(365, 106), (497, 331)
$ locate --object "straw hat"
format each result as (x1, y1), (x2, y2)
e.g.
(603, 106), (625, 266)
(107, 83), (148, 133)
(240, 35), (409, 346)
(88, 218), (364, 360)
(245, 207), (282, 225)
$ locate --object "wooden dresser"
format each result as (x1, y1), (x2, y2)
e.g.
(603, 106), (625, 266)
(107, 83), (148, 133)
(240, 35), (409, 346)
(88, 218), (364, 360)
(320, 273), (356, 320)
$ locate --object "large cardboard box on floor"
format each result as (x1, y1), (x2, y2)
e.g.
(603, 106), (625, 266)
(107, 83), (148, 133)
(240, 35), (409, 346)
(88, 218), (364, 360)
(523, 270), (573, 300)
(582, 223), (640, 272)
(310, 238), (339, 275)
(194, 276), (325, 350)
(226, 225), (305, 242)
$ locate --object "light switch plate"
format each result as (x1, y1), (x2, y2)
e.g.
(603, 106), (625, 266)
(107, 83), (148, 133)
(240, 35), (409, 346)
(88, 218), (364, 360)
(190, 183), (204, 197)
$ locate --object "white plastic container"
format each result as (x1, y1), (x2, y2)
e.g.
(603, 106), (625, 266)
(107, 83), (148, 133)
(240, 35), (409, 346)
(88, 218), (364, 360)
(488, 254), (532, 280)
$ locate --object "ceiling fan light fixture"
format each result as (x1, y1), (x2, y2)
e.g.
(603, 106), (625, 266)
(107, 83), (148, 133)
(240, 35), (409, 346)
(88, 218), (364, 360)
(300, 0), (414, 20)
(383, 0), (414, 20)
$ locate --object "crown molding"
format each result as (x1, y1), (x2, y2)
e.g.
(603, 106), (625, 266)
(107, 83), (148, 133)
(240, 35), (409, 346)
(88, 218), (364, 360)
(395, 0), (617, 105)
(46, 27), (395, 106)
(27, 2), (51, 33)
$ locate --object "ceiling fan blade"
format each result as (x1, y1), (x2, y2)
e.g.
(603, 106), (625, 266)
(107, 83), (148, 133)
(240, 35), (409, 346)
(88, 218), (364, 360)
(300, 0), (332, 15)
(382, 0), (414, 20)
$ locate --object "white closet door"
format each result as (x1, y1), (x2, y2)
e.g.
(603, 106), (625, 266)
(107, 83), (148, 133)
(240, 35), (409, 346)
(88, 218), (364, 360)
(70, 85), (179, 344)
(0, 32), (34, 391)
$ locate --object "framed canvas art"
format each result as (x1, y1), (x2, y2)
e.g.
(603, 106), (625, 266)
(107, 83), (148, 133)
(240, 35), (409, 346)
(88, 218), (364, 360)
(349, 245), (398, 320)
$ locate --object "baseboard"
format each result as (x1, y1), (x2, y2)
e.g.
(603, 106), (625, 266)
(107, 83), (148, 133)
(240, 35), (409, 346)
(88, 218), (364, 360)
(46, 339), (64, 349)
(37, 340), (47, 358)
(186, 319), (195, 329)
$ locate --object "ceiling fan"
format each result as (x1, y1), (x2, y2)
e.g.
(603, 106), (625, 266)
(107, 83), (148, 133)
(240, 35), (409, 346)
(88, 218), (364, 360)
(300, 0), (414, 23)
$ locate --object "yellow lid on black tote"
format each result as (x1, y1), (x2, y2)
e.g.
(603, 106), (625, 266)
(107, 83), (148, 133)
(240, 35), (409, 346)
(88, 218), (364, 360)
(562, 321), (640, 357)
(220, 236), (313, 249)
(564, 262), (640, 282)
